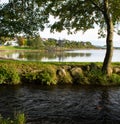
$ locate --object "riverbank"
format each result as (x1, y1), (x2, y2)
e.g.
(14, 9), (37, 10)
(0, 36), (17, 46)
(0, 60), (120, 86)
(0, 45), (98, 52)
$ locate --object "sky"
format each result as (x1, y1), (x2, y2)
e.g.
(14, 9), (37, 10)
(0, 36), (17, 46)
(39, 28), (120, 47)
(1, 0), (120, 47)
(0, 0), (8, 3)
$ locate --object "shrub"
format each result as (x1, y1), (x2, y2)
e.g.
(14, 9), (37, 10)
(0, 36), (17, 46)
(0, 113), (25, 124)
(86, 69), (108, 85)
(14, 113), (25, 124)
(0, 65), (20, 85)
(109, 74), (120, 85)
(24, 65), (57, 85)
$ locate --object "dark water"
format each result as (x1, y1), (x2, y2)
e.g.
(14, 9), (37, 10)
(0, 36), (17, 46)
(0, 85), (120, 124)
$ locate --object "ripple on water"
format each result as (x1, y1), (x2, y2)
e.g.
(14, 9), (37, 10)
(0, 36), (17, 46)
(0, 85), (120, 124)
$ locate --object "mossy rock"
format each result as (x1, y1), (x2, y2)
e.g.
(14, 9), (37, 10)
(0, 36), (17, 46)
(71, 67), (83, 76)
(113, 67), (120, 74)
(57, 68), (66, 77)
(57, 68), (72, 84)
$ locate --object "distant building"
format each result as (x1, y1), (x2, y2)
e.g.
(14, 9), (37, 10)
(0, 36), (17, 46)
(4, 40), (19, 46)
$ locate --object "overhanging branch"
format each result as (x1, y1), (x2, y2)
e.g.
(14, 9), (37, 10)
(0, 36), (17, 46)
(89, 0), (104, 13)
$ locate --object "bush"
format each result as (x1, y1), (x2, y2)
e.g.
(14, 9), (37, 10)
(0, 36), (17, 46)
(0, 65), (20, 85)
(0, 113), (25, 124)
(86, 69), (108, 85)
(14, 113), (25, 124)
(109, 74), (120, 85)
(24, 65), (57, 85)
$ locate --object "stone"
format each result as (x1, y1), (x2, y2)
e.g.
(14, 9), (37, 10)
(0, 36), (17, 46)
(71, 67), (83, 77)
(57, 68), (66, 77)
(113, 67), (120, 74)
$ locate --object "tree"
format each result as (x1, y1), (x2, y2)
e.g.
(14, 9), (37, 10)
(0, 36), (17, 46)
(17, 37), (25, 46)
(1, 0), (120, 75)
(36, 0), (120, 75)
(0, 0), (48, 37)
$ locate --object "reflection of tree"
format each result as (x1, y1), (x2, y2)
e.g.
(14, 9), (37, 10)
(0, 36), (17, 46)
(79, 53), (85, 57)
(19, 52), (25, 59)
(58, 51), (65, 62)
(97, 89), (110, 123)
(25, 52), (43, 60)
(0, 51), (92, 61)
(86, 53), (91, 57)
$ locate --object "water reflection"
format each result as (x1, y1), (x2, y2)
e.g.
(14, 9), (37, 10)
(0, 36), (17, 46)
(0, 49), (120, 62)
(0, 50), (92, 62)
(97, 89), (110, 123)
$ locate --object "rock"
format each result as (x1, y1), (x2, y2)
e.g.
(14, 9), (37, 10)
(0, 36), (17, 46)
(113, 67), (120, 74)
(86, 65), (90, 71)
(57, 68), (66, 77)
(71, 67), (83, 77)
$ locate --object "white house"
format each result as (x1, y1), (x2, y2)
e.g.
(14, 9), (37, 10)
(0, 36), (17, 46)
(4, 40), (19, 46)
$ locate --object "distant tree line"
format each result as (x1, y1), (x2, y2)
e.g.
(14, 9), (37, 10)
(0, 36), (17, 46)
(0, 36), (95, 49)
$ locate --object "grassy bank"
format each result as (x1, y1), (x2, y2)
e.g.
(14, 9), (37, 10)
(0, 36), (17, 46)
(0, 46), (36, 51)
(0, 60), (120, 86)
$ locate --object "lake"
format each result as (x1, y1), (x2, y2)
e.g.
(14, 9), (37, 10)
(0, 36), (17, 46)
(0, 49), (120, 124)
(0, 49), (120, 62)
(0, 85), (120, 124)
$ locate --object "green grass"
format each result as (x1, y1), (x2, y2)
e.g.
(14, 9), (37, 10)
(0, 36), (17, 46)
(0, 46), (35, 51)
(0, 60), (120, 86)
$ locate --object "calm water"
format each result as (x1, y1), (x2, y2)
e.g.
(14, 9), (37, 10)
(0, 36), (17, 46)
(0, 85), (120, 124)
(0, 49), (120, 62)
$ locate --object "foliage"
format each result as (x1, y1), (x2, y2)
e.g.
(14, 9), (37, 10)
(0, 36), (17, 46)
(44, 38), (57, 47)
(17, 37), (26, 46)
(27, 36), (44, 49)
(14, 113), (25, 124)
(35, 0), (120, 33)
(109, 74), (120, 85)
(35, 0), (120, 74)
(0, 60), (120, 86)
(23, 65), (57, 85)
(0, 0), (48, 37)
(0, 65), (20, 85)
(0, 37), (12, 44)
(86, 69), (108, 85)
(1, 0), (120, 73)
(0, 113), (25, 124)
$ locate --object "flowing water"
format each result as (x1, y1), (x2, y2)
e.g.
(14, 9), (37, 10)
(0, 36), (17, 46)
(0, 85), (120, 124)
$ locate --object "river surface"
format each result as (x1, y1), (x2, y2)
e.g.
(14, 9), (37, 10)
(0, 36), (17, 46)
(0, 85), (120, 124)
(0, 49), (120, 62)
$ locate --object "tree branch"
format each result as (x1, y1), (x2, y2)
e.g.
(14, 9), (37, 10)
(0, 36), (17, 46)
(89, 0), (104, 13)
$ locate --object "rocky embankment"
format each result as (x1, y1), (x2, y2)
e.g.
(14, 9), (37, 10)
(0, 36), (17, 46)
(0, 61), (120, 86)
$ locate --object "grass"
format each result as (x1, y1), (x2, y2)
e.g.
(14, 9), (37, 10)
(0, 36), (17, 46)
(0, 60), (120, 86)
(0, 113), (25, 124)
(0, 46), (36, 51)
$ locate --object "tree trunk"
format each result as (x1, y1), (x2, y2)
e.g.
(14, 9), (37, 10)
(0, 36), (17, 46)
(102, 0), (114, 75)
